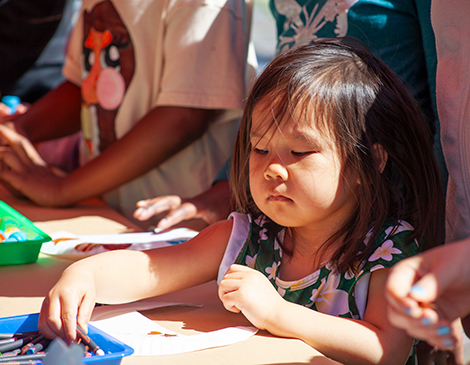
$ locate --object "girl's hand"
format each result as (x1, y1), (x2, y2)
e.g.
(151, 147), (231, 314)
(218, 264), (285, 330)
(0, 124), (67, 206)
(38, 265), (96, 343)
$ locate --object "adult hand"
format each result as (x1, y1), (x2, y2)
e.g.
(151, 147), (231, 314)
(134, 180), (231, 231)
(0, 124), (67, 205)
(218, 264), (286, 330)
(39, 264), (96, 343)
(385, 239), (470, 350)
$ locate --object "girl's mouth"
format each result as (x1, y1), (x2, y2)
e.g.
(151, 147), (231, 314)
(268, 194), (291, 202)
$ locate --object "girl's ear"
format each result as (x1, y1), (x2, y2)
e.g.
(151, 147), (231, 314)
(373, 143), (388, 173)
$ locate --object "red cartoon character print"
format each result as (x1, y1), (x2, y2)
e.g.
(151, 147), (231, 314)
(80, 0), (135, 156)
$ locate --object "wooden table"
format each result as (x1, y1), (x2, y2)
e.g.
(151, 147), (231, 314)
(0, 187), (337, 364)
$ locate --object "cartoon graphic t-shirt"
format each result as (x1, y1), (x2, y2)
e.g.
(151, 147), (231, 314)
(218, 212), (420, 364)
(80, 0), (135, 156)
(270, 0), (436, 133)
(62, 0), (251, 219)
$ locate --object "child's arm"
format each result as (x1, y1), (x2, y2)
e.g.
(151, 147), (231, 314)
(12, 81), (82, 141)
(0, 102), (219, 207)
(39, 218), (233, 343)
(219, 265), (413, 365)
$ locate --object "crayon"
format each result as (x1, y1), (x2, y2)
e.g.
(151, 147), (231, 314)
(0, 340), (16, 346)
(76, 325), (104, 356)
(0, 336), (38, 354)
(25, 338), (50, 355)
(0, 353), (46, 362)
(20, 335), (44, 355)
(0, 349), (20, 357)
(0, 333), (38, 340)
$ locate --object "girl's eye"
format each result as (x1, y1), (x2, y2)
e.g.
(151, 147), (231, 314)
(254, 148), (268, 155)
(291, 151), (312, 156)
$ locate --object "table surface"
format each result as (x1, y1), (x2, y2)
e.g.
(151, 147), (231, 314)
(0, 187), (337, 364)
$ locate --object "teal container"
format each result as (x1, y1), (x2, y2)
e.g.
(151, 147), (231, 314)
(0, 201), (51, 265)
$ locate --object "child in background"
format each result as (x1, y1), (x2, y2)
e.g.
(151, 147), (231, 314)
(0, 0), (251, 223)
(39, 38), (444, 364)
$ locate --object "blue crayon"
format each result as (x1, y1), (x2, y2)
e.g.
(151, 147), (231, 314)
(20, 335), (44, 355)
(26, 338), (50, 355)
(1, 96), (20, 115)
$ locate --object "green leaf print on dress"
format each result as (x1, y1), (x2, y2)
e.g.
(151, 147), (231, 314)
(234, 214), (419, 320)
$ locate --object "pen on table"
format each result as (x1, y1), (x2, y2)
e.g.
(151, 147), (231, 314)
(76, 325), (105, 356)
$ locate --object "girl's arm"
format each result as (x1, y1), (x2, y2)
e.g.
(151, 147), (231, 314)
(220, 266), (412, 365)
(39, 219), (233, 343)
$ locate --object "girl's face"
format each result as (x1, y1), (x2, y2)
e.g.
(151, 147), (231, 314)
(249, 103), (360, 230)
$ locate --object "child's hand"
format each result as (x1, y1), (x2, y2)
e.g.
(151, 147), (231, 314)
(134, 195), (197, 231)
(134, 180), (231, 232)
(0, 101), (28, 122)
(218, 264), (285, 330)
(0, 124), (67, 205)
(38, 265), (96, 344)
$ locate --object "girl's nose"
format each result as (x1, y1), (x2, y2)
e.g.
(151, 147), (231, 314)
(264, 158), (288, 181)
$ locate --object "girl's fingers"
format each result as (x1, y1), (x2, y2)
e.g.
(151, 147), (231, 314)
(76, 295), (96, 339)
(218, 289), (241, 313)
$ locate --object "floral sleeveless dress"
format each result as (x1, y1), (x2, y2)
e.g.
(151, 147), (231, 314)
(217, 212), (420, 365)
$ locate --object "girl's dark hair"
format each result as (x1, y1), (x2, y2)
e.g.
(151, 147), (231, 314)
(230, 37), (445, 273)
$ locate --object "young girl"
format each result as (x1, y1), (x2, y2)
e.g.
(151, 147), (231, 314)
(39, 38), (444, 365)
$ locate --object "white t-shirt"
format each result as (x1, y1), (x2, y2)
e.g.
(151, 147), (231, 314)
(63, 0), (252, 219)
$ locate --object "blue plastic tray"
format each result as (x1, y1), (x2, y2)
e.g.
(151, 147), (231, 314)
(0, 313), (134, 364)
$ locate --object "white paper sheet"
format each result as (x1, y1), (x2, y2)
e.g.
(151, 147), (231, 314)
(40, 228), (198, 257)
(90, 311), (258, 356)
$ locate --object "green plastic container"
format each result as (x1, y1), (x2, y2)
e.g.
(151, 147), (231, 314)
(0, 201), (51, 265)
